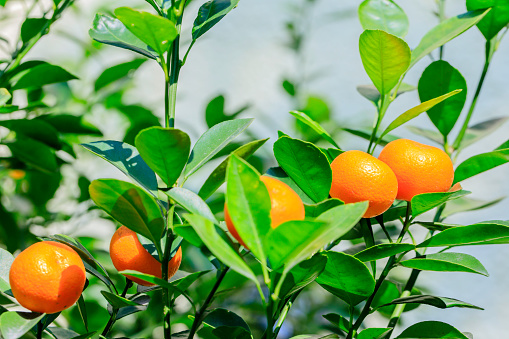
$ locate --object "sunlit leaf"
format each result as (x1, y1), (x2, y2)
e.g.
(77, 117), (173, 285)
(358, 0), (409, 37)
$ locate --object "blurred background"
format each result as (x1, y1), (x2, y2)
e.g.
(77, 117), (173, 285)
(1, 0), (508, 337)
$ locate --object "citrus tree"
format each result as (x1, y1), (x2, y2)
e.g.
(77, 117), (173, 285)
(1, 0), (509, 338)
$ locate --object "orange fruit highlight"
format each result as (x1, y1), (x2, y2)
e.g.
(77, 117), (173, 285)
(109, 226), (182, 286)
(329, 150), (398, 218)
(9, 241), (86, 314)
(225, 176), (305, 248)
(378, 139), (454, 201)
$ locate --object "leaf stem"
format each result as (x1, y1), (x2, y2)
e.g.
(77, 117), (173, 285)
(187, 267), (229, 339)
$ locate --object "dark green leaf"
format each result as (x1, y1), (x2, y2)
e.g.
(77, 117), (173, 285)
(282, 80), (296, 96)
(372, 280), (421, 316)
(21, 18), (47, 43)
(454, 149), (509, 184)
(277, 254), (327, 299)
(95, 59), (146, 91)
(115, 7), (178, 57)
(6, 135), (57, 172)
(289, 111), (340, 148)
(174, 224), (204, 248)
(397, 320), (468, 338)
(11, 63), (77, 90)
(89, 14), (158, 59)
(358, 0), (409, 37)
(359, 29), (411, 95)
(0, 312), (44, 339)
(418, 61), (467, 137)
(198, 138), (268, 199)
(273, 136), (332, 203)
(192, 0), (241, 40)
(101, 291), (139, 308)
(358, 328), (392, 339)
(316, 251), (375, 306)
(185, 119), (253, 178)
(166, 187), (217, 223)
(410, 9), (490, 68)
(135, 127), (190, 186)
(322, 313), (350, 332)
(382, 295), (483, 310)
(37, 114), (102, 135)
(400, 252), (488, 276)
(354, 243), (414, 262)
(205, 95), (249, 128)
(89, 179), (164, 255)
(304, 199), (344, 218)
(467, 0), (509, 40)
(418, 222), (509, 247)
(411, 190), (470, 218)
(203, 308), (251, 339)
(0, 119), (61, 149)
(81, 141), (158, 196)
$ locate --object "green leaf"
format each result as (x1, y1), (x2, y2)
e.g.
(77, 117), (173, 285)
(204, 95), (249, 128)
(37, 114), (102, 136)
(418, 222), (509, 247)
(418, 61), (467, 137)
(410, 9), (490, 68)
(89, 13), (158, 59)
(114, 7), (178, 57)
(380, 89), (462, 139)
(411, 190), (470, 218)
(21, 18), (47, 43)
(316, 251), (375, 306)
(203, 308), (251, 339)
(171, 270), (211, 297)
(406, 126), (443, 145)
(10, 63), (77, 90)
(453, 149), (509, 184)
(467, 0), (509, 40)
(101, 291), (139, 308)
(282, 79), (296, 96)
(322, 313), (350, 332)
(135, 127), (190, 186)
(342, 127), (399, 146)
(273, 136), (332, 203)
(265, 167), (314, 204)
(358, 328), (392, 339)
(198, 139), (268, 199)
(226, 155), (271, 261)
(0, 249), (14, 292)
(289, 111), (340, 149)
(0, 119), (61, 149)
(400, 252), (489, 276)
(0, 312), (44, 339)
(460, 116), (509, 151)
(185, 119), (253, 178)
(441, 196), (505, 218)
(266, 203), (367, 271)
(183, 214), (258, 284)
(89, 179), (164, 255)
(356, 83), (415, 103)
(359, 29), (411, 95)
(0, 88), (10, 106)
(358, 0), (409, 37)
(95, 59), (146, 91)
(304, 199), (344, 218)
(397, 320), (469, 338)
(372, 280), (421, 315)
(276, 254), (327, 299)
(81, 141), (158, 197)
(192, 0), (241, 40)
(6, 135), (57, 173)
(354, 243), (415, 262)
(381, 295), (483, 310)
(165, 187), (217, 223)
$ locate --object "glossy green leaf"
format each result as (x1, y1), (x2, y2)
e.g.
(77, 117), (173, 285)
(203, 308), (251, 339)
(10, 63), (77, 90)
(95, 59), (146, 91)
(81, 141), (158, 196)
(358, 328), (392, 339)
(171, 270), (211, 297)
(380, 89), (462, 139)
(410, 9), (490, 68)
(289, 111), (340, 149)
(397, 320), (468, 338)
(101, 291), (139, 308)
(192, 0), (240, 40)
(0, 312), (44, 339)
(411, 190), (470, 218)
(400, 252), (488, 276)
(115, 7), (178, 57)
(6, 135), (57, 173)
(322, 313), (350, 332)
(185, 119), (253, 178)
(226, 155), (270, 261)
(354, 243), (415, 262)
(184, 214), (258, 283)
(267, 203), (367, 272)
(198, 138), (268, 199)
(316, 251), (375, 306)
(441, 196), (505, 218)
(89, 179), (164, 255)
(454, 149), (509, 184)
(37, 114), (101, 136)
(273, 136), (332, 203)
(467, 0), (509, 40)
(89, 14), (158, 59)
(461, 116), (509, 150)
(359, 29), (411, 95)
(21, 18), (47, 43)
(0, 249), (14, 292)
(304, 199), (344, 218)
(265, 167), (314, 204)
(276, 254), (327, 299)
(358, 0), (409, 37)
(381, 295), (482, 310)
(418, 61), (467, 137)
(165, 187), (217, 223)
(418, 222), (509, 247)
(135, 127), (190, 186)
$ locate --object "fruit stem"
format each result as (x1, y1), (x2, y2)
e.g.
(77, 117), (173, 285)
(187, 267), (229, 339)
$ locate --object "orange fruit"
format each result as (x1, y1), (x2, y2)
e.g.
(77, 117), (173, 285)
(224, 176), (305, 248)
(109, 226), (182, 286)
(9, 241), (86, 314)
(329, 150), (398, 218)
(378, 139), (454, 201)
